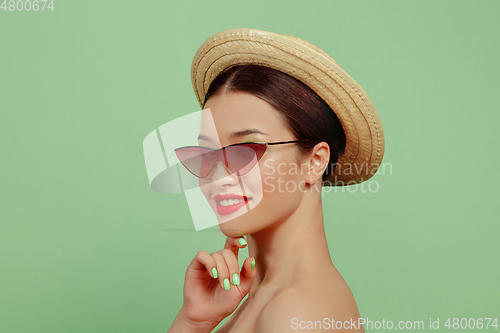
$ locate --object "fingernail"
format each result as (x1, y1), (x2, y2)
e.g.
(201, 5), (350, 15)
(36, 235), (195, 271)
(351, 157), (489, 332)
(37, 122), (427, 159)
(212, 267), (218, 279)
(238, 238), (247, 246)
(232, 273), (240, 285)
(223, 278), (230, 290)
(251, 257), (255, 269)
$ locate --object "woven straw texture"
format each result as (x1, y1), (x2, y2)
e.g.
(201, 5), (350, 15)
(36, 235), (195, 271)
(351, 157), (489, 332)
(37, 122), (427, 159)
(191, 28), (385, 186)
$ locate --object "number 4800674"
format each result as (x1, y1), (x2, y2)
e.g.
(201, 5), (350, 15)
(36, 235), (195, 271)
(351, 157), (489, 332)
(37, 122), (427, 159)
(1, 0), (55, 11)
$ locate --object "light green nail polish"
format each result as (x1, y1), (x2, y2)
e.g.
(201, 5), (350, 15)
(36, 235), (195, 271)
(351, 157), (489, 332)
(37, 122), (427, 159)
(251, 257), (255, 269)
(223, 278), (230, 290)
(232, 273), (240, 285)
(238, 238), (247, 246)
(212, 267), (218, 279)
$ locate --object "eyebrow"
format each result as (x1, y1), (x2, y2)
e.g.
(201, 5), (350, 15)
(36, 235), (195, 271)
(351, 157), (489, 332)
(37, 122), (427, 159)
(198, 128), (269, 142)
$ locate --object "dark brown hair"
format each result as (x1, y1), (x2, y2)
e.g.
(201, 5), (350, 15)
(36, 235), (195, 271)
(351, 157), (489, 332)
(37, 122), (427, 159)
(203, 65), (346, 182)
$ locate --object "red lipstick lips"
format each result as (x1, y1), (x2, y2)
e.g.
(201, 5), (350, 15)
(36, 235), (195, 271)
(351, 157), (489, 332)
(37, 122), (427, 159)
(213, 193), (252, 216)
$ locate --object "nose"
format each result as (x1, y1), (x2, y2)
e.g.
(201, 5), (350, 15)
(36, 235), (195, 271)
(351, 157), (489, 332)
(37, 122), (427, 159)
(209, 160), (239, 186)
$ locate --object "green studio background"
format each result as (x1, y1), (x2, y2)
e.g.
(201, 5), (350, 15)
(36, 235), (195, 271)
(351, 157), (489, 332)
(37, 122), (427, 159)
(1, 0), (499, 332)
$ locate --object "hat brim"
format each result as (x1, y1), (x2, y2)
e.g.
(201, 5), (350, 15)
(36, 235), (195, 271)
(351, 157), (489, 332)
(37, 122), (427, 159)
(191, 28), (385, 186)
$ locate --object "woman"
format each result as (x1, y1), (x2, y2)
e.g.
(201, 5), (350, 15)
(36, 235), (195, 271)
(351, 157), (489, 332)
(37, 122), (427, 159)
(167, 28), (385, 332)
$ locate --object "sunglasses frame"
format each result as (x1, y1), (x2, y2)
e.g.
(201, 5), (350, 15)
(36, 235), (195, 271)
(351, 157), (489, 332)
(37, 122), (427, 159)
(174, 140), (311, 179)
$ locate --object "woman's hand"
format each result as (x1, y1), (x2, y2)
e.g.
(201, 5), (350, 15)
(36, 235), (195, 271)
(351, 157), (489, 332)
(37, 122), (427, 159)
(174, 236), (256, 331)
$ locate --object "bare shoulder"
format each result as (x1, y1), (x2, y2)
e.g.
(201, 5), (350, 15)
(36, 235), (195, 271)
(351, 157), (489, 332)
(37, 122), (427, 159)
(253, 282), (364, 333)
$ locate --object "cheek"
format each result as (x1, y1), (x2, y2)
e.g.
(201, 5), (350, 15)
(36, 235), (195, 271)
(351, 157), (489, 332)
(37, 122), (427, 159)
(260, 157), (304, 191)
(237, 167), (264, 204)
(258, 157), (306, 213)
(199, 179), (213, 204)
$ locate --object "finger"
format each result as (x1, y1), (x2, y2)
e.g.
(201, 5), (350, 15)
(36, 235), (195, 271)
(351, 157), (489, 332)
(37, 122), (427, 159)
(223, 236), (247, 260)
(238, 256), (257, 295)
(212, 252), (230, 290)
(186, 250), (218, 279)
(219, 248), (241, 287)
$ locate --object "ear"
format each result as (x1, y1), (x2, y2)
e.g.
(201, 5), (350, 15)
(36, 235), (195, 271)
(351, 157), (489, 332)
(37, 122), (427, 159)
(305, 142), (330, 186)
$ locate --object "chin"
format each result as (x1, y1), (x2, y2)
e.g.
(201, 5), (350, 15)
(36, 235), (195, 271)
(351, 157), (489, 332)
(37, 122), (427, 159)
(218, 208), (280, 238)
(205, 195), (261, 234)
(216, 206), (257, 237)
(218, 223), (246, 238)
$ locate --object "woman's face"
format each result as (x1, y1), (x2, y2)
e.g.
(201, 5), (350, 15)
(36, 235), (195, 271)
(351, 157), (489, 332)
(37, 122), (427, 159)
(199, 91), (309, 237)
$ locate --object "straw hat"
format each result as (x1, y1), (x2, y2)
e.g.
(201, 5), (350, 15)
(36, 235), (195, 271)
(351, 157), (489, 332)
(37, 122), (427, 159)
(191, 28), (385, 186)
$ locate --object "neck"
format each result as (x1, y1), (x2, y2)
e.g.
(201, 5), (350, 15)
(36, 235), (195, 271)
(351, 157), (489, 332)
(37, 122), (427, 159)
(246, 190), (334, 294)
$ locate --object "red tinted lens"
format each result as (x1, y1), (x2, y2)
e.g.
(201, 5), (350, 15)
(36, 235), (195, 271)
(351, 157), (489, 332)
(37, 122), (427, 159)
(223, 143), (267, 176)
(175, 147), (218, 178)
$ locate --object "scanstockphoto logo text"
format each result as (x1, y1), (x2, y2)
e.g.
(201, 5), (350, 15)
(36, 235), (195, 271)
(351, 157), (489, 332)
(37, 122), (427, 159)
(261, 160), (392, 194)
(291, 317), (499, 330)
